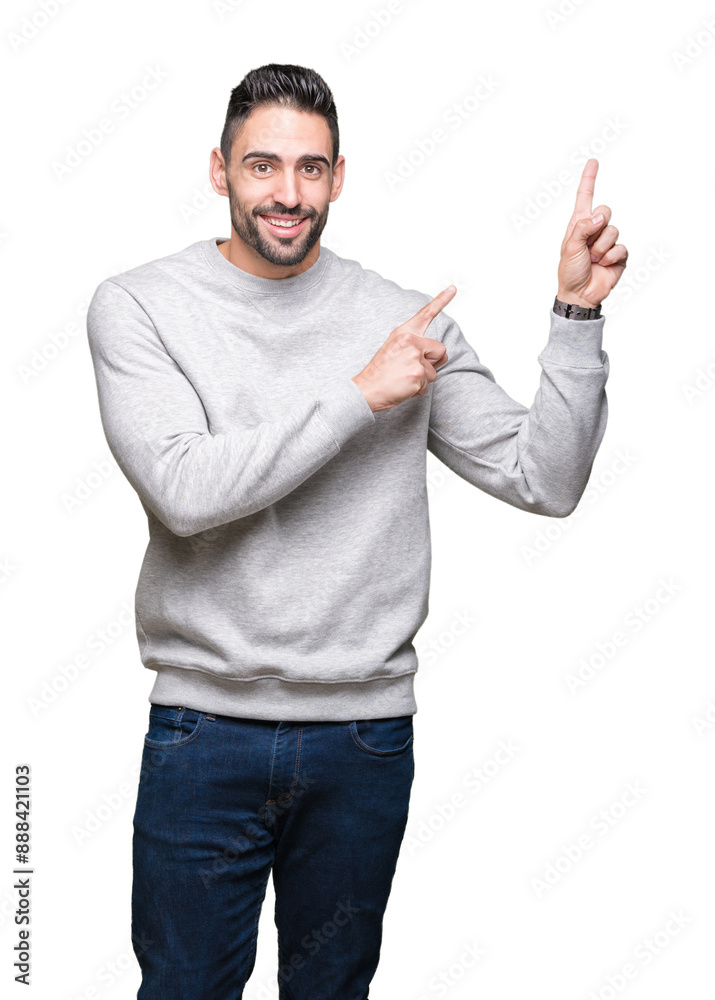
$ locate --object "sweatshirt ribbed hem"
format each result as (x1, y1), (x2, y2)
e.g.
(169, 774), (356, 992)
(146, 665), (418, 721)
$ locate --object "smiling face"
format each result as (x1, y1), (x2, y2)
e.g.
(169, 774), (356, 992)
(210, 104), (345, 275)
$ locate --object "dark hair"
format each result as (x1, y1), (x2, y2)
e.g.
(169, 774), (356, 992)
(220, 63), (339, 169)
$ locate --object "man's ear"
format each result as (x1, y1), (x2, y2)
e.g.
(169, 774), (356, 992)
(209, 147), (229, 198)
(330, 154), (346, 203)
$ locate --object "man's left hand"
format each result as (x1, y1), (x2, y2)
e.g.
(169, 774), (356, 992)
(557, 158), (628, 308)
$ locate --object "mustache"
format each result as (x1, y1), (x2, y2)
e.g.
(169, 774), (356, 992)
(255, 208), (315, 218)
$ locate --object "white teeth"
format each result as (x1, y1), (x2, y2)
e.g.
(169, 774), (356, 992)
(264, 216), (304, 228)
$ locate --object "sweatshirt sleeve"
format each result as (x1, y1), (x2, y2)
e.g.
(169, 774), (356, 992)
(427, 306), (609, 517)
(86, 278), (375, 537)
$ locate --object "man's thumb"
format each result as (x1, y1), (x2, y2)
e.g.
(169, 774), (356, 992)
(571, 213), (604, 245)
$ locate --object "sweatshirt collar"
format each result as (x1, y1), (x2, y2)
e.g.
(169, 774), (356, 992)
(202, 236), (332, 295)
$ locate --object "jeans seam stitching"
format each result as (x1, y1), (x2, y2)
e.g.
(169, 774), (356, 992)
(349, 722), (414, 757)
(244, 888), (263, 987)
(291, 726), (304, 790)
(144, 714), (205, 749)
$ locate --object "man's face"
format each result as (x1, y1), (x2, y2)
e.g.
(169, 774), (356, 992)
(221, 105), (343, 268)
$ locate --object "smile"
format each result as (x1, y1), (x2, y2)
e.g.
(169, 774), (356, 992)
(259, 215), (309, 236)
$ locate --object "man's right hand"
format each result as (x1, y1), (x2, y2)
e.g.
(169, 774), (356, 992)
(351, 285), (456, 413)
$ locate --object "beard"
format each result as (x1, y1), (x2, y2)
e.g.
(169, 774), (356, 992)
(225, 176), (330, 267)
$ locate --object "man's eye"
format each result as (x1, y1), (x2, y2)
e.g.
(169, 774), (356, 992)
(252, 163), (320, 174)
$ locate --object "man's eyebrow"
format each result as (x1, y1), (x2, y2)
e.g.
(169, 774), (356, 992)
(241, 151), (331, 168)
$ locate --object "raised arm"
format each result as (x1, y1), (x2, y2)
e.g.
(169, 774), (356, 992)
(427, 307), (609, 517)
(427, 157), (626, 517)
(86, 278), (375, 537)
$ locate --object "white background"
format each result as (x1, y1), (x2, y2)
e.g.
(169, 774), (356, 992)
(4, 0), (715, 997)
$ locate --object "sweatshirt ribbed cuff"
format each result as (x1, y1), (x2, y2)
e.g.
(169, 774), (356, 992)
(316, 377), (376, 449)
(538, 308), (606, 367)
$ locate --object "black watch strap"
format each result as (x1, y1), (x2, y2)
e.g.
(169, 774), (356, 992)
(553, 296), (602, 320)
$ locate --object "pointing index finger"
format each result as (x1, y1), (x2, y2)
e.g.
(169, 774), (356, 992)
(400, 285), (457, 340)
(574, 158), (598, 218)
(418, 285), (457, 321)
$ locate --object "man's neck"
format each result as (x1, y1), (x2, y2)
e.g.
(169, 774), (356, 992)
(218, 234), (320, 280)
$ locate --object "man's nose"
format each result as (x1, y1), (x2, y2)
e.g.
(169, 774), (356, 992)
(270, 173), (302, 211)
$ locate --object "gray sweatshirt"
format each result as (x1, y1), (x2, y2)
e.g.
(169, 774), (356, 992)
(86, 236), (609, 721)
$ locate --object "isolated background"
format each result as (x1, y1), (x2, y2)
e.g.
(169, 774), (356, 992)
(4, 0), (714, 997)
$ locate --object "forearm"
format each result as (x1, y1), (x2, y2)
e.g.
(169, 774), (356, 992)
(87, 279), (375, 538)
(98, 378), (376, 537)
(519, 342), (608, 515)
(427, 307), (609, 517)
(515, 309), (609, 515)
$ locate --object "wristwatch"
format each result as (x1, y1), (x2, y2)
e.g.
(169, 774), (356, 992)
(553, 296), (601, 320)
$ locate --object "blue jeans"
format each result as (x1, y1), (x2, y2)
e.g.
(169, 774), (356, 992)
(131, 705), (415, 1000)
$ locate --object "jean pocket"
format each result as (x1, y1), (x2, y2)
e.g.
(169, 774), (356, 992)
(349, 716), (414, 757)
(144, 705), (206, 749)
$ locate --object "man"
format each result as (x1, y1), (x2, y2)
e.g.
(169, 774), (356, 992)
(86, 63), (627, 1000)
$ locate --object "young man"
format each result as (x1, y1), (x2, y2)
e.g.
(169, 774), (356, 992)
(86, 63), (627, 1000)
